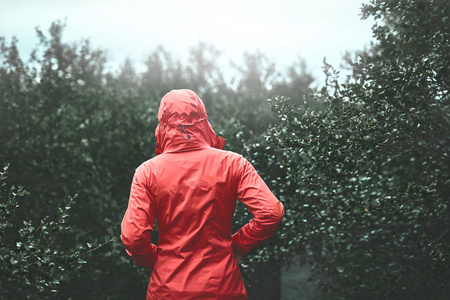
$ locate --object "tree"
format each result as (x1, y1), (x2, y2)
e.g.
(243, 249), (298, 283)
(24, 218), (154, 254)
(265, 0), (449, 298)
(0, 21), (162, 299)
(139, 45), (189, 100)
(0, 165), (98, 299)
(271, 57), (316, 106)
(0, 19), (321, 299)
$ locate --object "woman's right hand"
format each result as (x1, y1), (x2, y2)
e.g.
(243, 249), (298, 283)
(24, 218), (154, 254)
(233, 248), (243, 262)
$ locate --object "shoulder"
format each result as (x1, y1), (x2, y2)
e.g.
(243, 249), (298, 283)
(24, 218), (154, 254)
(134, 156), (160, 179)
(137, 153), (166, 170)
(132, 159), (159, 192)
(208, 148), (254, 176)
(208, 147), (248, 163)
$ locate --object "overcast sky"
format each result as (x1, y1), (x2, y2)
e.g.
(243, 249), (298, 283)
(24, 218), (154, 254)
(1, 0), (375, 85)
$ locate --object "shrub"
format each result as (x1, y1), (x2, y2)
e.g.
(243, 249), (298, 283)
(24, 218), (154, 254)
(264, 0), (449, 298)
(0, 165), (103, 299)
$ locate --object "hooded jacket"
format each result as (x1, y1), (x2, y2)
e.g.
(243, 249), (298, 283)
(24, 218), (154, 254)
(121, 89), (284, 299)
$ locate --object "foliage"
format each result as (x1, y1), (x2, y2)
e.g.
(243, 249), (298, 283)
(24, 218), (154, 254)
(263, 0), (449, 298)
(0, 21), (158, 299)
(0, 165), (101, 299)
(0, 20), (314, 299)
(3, 1), (449, 298)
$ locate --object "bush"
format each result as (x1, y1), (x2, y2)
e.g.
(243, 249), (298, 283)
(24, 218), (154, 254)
(0, 165), (97, 299)
(264, 0), (449, 298)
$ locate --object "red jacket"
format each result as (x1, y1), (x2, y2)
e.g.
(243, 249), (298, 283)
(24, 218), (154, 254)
(121, 89), (284, 299)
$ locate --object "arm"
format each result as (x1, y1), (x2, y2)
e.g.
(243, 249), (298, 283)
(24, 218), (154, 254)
(232, 158), (285, 255)
(121, 164), (157, 268)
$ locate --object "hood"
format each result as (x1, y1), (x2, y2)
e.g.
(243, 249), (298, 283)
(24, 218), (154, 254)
(155, 89), (226, 155)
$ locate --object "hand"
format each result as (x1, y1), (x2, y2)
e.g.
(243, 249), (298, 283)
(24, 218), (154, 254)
(233, 248), (243, 262)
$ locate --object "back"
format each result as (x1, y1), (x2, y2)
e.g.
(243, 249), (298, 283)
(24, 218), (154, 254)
(147, 147), (246, 298)
(120, 89), (284, 300)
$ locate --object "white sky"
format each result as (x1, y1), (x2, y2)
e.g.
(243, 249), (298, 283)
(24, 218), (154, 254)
(0, 0), (375, 85)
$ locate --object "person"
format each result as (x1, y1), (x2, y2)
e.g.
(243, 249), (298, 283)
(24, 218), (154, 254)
(121, 89), (284, 299)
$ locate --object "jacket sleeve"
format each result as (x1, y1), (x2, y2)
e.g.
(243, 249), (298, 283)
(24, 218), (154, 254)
(232, 158), (285, 255)
(121, 164), (157, 268)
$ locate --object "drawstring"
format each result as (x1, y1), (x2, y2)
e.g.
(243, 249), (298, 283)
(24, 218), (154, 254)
(180, 124), (191, 140)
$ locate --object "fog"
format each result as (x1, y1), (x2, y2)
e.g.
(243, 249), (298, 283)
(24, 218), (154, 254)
(0, 0), (374, 84)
